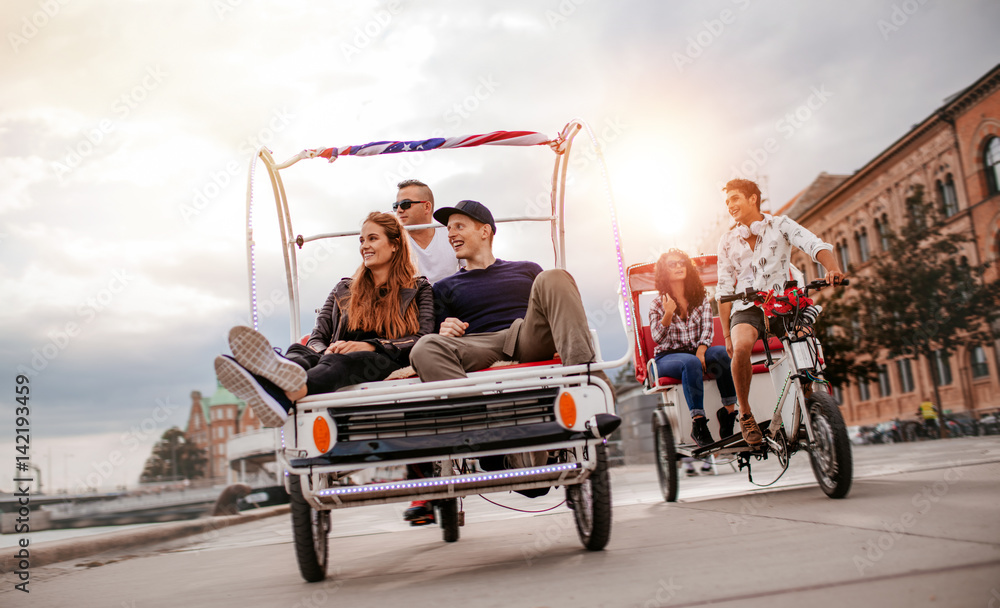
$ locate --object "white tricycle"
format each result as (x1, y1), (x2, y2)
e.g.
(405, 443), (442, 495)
(244, 121), (630, 582)
(627, 256), (853, 502)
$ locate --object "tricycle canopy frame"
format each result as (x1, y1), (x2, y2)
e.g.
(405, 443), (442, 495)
(243, 119), (635, 358)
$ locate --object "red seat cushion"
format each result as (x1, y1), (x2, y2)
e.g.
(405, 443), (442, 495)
(642, 316), (779, 386)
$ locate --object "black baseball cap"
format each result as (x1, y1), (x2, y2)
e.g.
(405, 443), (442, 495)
(433, 199), (496, 234)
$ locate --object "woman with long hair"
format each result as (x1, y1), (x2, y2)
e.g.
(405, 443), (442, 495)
(215, 212), (435, 427)
(649, 249), (737, 447)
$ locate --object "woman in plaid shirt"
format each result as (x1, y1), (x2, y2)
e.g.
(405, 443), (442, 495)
(649, 250), (738, 447)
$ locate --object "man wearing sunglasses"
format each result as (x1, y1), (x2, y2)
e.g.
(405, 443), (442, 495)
(395, 179), (461, 284)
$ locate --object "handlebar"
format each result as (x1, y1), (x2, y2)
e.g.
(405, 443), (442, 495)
(718, 279), (849, 304)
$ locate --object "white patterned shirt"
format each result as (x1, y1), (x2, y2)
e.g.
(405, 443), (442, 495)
(715, 214), (833, 313)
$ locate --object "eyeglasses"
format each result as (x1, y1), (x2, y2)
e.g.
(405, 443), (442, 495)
(665, 260), (686, 269)
(392, 199), (429, 212)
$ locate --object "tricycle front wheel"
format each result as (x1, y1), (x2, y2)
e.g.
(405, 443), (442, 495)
(807, 392), (853, 499)
(566, 442), (612, 551)
(289, 474), (330, 582)
(652, 412), (678, 502)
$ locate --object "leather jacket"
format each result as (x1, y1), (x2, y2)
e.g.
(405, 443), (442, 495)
(306, 277), (434, 365)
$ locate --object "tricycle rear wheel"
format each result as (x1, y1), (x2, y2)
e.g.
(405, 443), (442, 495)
(289, 474), (330, 582)
(566, 442), (611, 551)
(438, 498), (460, 543)
(652, 412), (678, 502)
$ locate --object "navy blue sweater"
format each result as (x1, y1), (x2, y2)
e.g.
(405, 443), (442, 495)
(432, 259), (543, 334)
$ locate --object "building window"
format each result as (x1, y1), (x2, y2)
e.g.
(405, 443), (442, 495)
(937, 174), (958, 217)
(931, 350), (953, 386)
(986, 136), (1000, 196)
(877, 213), (891, 251)
(831, 385), (842, 405)
(855, 228), (870, 263)
(857, 380), (871, 402)
(877, 364), (891, 397)
(908, 192), (925, 228)
(897, 358), (915, 393)
(814, 260), (825, 280)
(837, 240), (850, 269)
(971, 345), (990, 378)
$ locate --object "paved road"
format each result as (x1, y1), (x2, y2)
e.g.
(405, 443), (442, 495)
(4, 437), (1000, 608)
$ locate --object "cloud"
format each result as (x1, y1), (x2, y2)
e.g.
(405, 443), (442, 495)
(2, 0), (999, 487)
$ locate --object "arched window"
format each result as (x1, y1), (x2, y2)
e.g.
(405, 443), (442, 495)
(931, 349), (953, 386)
(970, 345), (990, 378)
(907, 185), (926, 228)
(855, 228), (870, 262)
(937, 174), (958, 217)
(875, 213), (891, 251)
(897, 358), (915, 393)
(986, 137), (1000, 196)
(877, 364), (891, 397)
(837, 240), (851, 269)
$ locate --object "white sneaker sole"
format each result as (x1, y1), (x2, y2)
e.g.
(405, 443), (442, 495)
(229, 326), (307, 392)
(214, 356), (288, 427)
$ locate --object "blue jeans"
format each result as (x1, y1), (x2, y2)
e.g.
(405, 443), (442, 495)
(653, 345), (737, 417)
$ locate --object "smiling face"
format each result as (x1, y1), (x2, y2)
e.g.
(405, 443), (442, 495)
(446, 213), (490, 260)
(395, 185), (433, 227)
(725, 189), (761, 226)
(359, 221), (397, 272)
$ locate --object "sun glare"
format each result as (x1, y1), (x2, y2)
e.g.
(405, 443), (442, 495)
(608, 139), (698, 250)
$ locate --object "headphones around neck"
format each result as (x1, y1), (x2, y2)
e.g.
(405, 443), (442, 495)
(737, 219), (766, 239)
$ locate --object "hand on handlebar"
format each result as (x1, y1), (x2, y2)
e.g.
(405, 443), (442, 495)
(824, 269), (847, 286)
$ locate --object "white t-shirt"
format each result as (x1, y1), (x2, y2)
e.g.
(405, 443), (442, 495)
(409, 228), (461, 284)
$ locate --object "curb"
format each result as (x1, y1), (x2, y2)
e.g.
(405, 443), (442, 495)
(0, 504), (290, 573)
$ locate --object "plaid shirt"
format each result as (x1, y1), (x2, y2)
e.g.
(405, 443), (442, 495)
(648, 296), (714, 356)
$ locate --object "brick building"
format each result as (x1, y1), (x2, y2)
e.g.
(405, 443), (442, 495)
(782, 63), (1000, 426)
(185, 383), (262, 480)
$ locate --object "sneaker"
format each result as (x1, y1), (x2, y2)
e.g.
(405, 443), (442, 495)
(229, 326), (307, 392)
(685, 467), (698, 477)
(700, 462), (713, 473)
(404, 501), (435, 526)
(214, 355), (293, 427)
(739, 412), (763, 449)
(717, 406), (737, 438)
(691, 416), (714, 447)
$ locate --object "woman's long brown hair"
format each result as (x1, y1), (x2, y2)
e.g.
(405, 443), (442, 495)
(345, 212), (419, 339)
(653, 249), (707, 316)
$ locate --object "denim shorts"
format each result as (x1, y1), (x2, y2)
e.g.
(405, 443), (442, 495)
(730, 307), (768, 339)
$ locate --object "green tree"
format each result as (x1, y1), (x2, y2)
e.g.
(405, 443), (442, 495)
(140, 427), (207, 482)
(813, 288), (878, 391)
(849, 185), (1000, 436)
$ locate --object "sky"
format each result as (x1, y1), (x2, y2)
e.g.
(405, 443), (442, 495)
(2, 0), (999, 493)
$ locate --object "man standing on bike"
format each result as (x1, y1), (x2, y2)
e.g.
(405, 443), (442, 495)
(716, 178), (846, 450)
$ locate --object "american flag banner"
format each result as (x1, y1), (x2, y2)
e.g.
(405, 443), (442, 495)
(298, 130), (554, 162)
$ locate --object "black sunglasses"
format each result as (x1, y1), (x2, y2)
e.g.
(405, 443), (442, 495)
(392, 199), (429, 212)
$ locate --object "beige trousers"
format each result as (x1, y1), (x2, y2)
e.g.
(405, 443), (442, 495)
(410, 269), (596, 382)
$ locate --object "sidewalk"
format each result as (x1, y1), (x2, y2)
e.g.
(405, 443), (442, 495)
(0, 504), (289, 573)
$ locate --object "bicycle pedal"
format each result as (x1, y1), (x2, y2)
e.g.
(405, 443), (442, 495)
(409, 516), (435, 526)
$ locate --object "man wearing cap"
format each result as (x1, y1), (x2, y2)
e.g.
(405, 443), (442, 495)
(403, 200), (606, 520)
(394, 179), (462, 284)
(410, 199), (601, 382)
